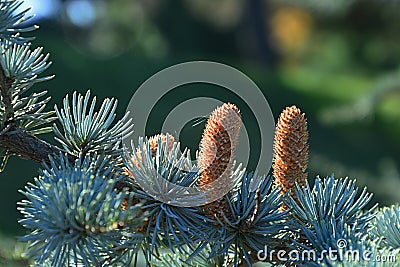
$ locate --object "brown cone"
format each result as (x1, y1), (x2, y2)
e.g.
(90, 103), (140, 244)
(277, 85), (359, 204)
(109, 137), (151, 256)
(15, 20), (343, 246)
(124, 133), (175, 177)
(273, 105), (309, 207)
(198, 103), (242, 222)
(124, 133), (175, 232)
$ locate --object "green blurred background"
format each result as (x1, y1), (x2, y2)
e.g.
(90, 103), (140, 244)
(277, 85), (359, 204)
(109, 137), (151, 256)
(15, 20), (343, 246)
(1, 0), (400, 265)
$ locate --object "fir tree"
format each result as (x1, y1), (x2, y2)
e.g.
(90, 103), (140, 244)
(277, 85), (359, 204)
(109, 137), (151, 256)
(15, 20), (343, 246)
(0, 1), (399, 266)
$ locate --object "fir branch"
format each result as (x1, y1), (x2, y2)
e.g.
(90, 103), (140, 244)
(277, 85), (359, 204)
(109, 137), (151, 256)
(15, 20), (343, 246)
(211, 174), (290, 266)
(287, 175), (377, 266)
(124, 136), (217, 261)
(288, 176), (376, 232)
(0, 0), (37, 44)
(0, 42), (53, 91)
(371, 204), (400, 249)
(151, 245), (227, 267)
(0, 48), (73, 166)
(53, 90), (133, 157)
(18, 154), (144, 266)
(0, 1), (395, 264)
(0, 47), (57, 164)
(0, 125), (134, 193)
(0, 126), (75, 164)
(0, 42), (55, 133)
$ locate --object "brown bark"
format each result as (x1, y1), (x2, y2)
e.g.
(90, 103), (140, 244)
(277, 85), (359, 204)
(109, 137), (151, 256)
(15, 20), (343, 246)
(0, 63), (15, 127)
(0, 127), (75, 164)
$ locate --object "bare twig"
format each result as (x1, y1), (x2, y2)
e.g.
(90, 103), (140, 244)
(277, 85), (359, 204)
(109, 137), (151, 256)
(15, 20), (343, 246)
(0, 63), (16, 128)
(0, 126), (75, 164)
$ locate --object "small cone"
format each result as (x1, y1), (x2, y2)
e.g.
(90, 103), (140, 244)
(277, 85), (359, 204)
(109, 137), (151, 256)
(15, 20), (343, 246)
(124, 133), (175, 232)
(147, 133), (175, 158)
(273, 105), (309, 207)
(136, 133), (175, 164)
(125, 133), (175, 177)
(198, 103), (242, 222)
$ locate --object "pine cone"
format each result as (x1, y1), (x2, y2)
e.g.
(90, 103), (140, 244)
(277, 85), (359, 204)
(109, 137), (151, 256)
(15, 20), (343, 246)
(124, 133), (175, 232)
(147, 133), (175, 158)
(198, 103), (242, 222)
(273, 105), (309, 205)
(125, 133), (175, 177)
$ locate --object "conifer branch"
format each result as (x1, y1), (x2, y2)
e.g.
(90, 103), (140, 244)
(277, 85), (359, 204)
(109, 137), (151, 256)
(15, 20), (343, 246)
(1, 1), (397, 264)
(0, 58), (70, 164)
(0, 126), (74, 164)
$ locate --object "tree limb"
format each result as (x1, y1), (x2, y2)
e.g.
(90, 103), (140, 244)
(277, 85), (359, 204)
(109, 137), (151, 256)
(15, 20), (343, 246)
(0, 126), (131, 190)
(0, 127), (75, 164)
(0, 69), (69, 168)
(0, 61), (74, 165)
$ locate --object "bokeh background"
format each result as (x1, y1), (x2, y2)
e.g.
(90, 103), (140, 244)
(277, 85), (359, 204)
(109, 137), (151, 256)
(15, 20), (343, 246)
(1, 0), (400, 265)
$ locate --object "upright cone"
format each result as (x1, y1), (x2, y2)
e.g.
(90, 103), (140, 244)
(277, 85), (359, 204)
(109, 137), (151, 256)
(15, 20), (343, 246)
(198, 103), (242, 222)
(147, 133), (175, 158)
(124, 133), (175, 231)
(130, 133), (175, 169)
(273, 105), (309, 204)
